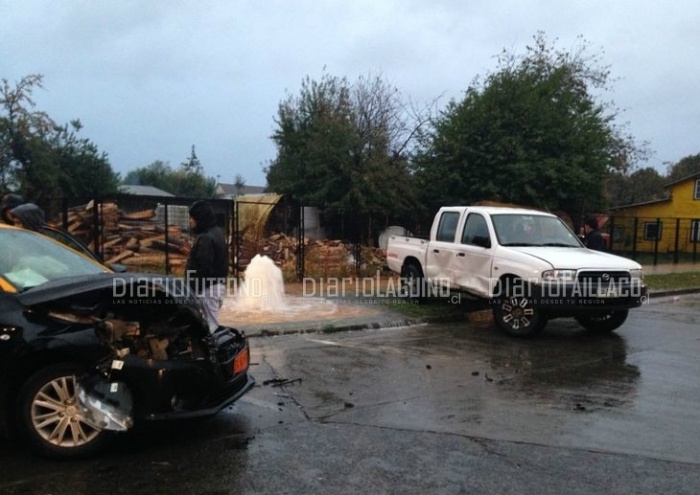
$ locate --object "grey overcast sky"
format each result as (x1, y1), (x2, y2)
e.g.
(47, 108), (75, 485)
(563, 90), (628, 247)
(1, 0), (698, 188)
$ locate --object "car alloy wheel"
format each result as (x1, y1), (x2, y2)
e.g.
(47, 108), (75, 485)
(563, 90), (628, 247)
(18, 364), (110, 458)
(30, 374), (100, 447)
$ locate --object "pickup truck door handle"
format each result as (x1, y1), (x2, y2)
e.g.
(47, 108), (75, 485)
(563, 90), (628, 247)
(433, 249), (440, 253)
(457, 252), (466, 257)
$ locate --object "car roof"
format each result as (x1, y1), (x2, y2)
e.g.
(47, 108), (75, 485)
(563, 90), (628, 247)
(440, 206), (556, 217)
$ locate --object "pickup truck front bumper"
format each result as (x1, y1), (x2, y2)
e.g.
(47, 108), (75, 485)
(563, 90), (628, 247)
(525, 281), (648, 310)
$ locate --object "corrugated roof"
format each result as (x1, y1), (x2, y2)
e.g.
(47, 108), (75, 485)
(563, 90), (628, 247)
(215, 183), (268, 196)
(118, 185), (175, 197)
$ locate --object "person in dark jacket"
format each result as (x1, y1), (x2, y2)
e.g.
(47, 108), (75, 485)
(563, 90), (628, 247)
(1, 193), (24, 224)
(583, 217), (606, 251)
(186, 200), (228, 332)
(9, 203), (46, 231)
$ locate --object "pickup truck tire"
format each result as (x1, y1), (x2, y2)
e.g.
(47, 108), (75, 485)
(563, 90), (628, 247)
(492, 279), (547, 338)
(574, 310), (629, 333)
(400, 263), (425, 300)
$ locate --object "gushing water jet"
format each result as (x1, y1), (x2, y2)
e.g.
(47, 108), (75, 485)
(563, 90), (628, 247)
(235, 254), (288, 311)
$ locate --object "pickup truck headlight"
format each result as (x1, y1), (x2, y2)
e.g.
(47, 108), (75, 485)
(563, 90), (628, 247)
(542, 269), (577, 282)
(629, 269), (644, 282)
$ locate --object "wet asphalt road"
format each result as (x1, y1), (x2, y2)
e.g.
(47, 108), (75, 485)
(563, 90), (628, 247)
(1, 295), (699, 495)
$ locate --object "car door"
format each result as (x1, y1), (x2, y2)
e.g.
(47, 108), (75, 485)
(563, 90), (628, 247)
(449, 212), (494, 297)
(424, 210), (461, 287)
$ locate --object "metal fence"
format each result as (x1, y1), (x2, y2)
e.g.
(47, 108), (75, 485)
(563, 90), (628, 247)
(45, 195), (233, 275)
(43, 196), (396, 279)
(42, 197), (698, 276)
(608, 215), (700, 265)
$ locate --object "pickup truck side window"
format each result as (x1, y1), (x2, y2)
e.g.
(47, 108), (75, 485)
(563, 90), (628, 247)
(436, 212), (460, 242)
(461, 213), (491, 248)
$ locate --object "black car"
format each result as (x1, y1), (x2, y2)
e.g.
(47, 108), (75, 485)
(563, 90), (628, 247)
(0, 225), (254, 458)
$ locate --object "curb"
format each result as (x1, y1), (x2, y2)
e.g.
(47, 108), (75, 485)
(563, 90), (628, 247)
(242, 288), (700, 339)
(243, 316), (427, 338)
(648, 287), (700, 299)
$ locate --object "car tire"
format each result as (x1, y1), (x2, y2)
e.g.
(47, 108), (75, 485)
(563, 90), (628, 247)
(575, 310), (629, 333)
(492, 279), (547, 338)
(17, 363), (112, 459)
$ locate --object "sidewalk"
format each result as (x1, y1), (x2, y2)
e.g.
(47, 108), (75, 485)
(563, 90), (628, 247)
(641, 262), (700, 274)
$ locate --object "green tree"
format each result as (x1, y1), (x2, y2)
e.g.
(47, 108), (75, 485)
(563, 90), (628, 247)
(174, 145), (216, 198)
(124, 146), (216, 198)
(1, 74), (119, 199)
(413, 33), (645, 221)
(233, 173), (246, 196)
(123, 160), (176, 192)
(666, 153), (700, 183)
(606, 166), (666, 207)
(266, 72), (422, 238)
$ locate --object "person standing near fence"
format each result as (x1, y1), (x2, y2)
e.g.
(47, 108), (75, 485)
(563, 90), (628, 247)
(583, 217), (606, 251)
(186, 200), (228, 332)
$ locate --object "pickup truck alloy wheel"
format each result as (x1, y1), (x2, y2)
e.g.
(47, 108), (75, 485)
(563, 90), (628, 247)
(574, 310), (629, 332)
(17, 363), (111, 458)
(493, 294), (546, 337)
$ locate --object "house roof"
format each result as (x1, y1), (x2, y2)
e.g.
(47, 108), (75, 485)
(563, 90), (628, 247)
(663, 171), (700, 189)
(609, 196), (671, 211)
(118, 185), (175, 197)
(215, 183), (268, 196)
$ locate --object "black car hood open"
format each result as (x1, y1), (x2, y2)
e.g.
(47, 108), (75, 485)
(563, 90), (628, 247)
(17, 273), (194, 307)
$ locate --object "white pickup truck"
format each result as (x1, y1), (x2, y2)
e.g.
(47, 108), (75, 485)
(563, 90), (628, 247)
(386, 206), (647, 337)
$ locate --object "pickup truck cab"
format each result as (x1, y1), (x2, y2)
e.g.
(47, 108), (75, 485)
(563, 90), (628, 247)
(386, 206), (647, 337)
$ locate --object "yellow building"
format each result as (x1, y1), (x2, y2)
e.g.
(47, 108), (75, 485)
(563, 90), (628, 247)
(609, 172), (700, 256)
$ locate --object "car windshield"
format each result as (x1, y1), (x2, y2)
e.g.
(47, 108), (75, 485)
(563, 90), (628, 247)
(491, 213), (582, 247)
(0, 227), (107, 291)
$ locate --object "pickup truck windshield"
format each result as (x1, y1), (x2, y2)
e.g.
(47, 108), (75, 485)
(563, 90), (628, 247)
(491, 213), (582, 248)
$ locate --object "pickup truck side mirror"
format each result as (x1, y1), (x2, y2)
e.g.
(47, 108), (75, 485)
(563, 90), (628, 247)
(472, 235), (492, 249)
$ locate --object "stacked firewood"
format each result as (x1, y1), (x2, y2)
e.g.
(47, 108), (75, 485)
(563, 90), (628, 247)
(236, 233), (298, 276)
(61, 202), (386, 277)
(60, 202), (192, 272)
(235, 233), (387, 279)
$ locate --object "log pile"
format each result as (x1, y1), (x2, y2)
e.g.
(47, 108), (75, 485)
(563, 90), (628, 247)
(61, 202), (192, 273)
(235, 233), (387, 280)
(61, 202), (386, 278)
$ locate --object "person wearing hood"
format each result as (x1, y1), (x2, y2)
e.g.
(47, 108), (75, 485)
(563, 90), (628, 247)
(1, 193), (24, 224)
(10, 203), (46, 231)
(583, 216), (607, 252)
(186, 200), (228, 332)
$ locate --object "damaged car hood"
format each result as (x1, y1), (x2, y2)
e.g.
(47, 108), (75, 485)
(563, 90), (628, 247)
(17, 273), (195, 307)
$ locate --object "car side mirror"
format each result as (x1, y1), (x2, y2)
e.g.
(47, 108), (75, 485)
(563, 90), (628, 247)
(109, 263), (128, 273)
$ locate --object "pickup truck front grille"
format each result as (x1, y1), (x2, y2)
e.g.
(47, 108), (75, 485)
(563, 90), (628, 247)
(577, 271), (631, 284)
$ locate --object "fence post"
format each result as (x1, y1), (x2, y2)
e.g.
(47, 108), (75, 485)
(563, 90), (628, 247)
(296, 204), (305, 281)
(164, 200), (170, 275)
(61, 197), (68, 230)
(694, 219), (699, 264)
(233, 199), (240, 279)
(632, 217), (638, 260)
(91, 198), (101, 259)
(609, 216), (616, 253)
(227, 199), (234, 278)
(673, 218), (680, 264)
(653, 218), (660, 266)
